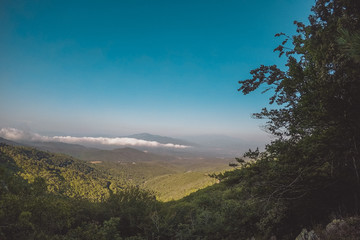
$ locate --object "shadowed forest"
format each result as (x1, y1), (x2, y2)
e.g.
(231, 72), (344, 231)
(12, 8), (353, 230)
(1, 1), (360, 239)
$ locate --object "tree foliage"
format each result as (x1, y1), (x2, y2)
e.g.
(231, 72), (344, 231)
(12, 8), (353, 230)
(233, 0), (360, 236)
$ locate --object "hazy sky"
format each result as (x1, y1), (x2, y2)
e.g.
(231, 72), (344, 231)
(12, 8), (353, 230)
(0, 0), (313, 140)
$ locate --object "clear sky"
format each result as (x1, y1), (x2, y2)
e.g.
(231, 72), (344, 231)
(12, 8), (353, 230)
(0, 0), (314, 141)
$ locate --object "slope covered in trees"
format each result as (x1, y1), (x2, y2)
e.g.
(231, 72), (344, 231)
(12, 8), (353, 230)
(0, 143), (163, 239)
(0, 143), (127, 201)
(0, 136), (230, 201)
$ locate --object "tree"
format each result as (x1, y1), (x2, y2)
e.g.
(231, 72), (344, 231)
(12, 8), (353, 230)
(338, 28), (360, 62)
(236, 0), (360, 236)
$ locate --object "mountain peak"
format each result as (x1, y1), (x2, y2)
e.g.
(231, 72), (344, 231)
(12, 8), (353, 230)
(126, 133), (195, 146)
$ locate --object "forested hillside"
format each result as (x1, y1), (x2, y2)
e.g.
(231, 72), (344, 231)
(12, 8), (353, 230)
(0, 143), (124, 201)
(0, 144), (159, 239)
(0, 136), (231, 202)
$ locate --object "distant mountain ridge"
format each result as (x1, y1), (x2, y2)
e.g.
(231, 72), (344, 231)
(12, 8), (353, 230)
(126, 133), (196, 146)
(0, 137), (24, 146)
(0, 130), (263, 158)
(0, 137), (175, 163)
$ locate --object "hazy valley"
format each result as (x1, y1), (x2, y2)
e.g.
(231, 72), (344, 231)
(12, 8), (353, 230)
(0, 134), (233, 201)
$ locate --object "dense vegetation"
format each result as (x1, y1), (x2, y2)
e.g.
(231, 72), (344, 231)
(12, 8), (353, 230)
(95, 160), (223, 201)
(0, 144), (125, 201)
(20, 139), (230, 201)
(1, 0), (360, 239)
(0, 143), (162, 239)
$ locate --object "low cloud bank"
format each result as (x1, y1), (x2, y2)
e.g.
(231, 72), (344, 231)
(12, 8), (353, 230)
(0, 128), (189, 149)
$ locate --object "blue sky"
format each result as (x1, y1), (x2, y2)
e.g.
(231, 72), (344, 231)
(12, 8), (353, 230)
(0, 0), (314, 141)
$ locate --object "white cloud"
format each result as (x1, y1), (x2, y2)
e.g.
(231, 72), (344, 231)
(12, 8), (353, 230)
(0, 128), (189, 149)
